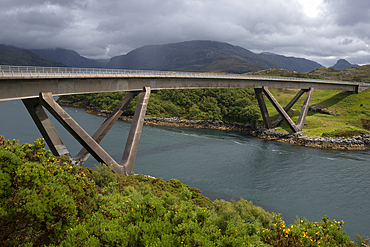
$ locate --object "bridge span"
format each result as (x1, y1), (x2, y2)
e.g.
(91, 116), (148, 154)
(1, 65), (369, 101)
(1, 65), (370, 175)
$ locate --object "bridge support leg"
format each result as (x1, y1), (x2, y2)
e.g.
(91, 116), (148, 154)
(254, 87), (314, 133)
(120, 87), (151, 175)
(254, 88), (272, 129)
(22, 97), (71, 158)
(73, 91), (140, 165)
(23, 88), (151, 175)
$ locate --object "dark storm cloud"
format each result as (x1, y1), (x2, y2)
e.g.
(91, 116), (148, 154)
(0, 0), (369, 66)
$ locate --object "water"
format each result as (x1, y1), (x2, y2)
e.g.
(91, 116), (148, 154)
(1, 100), (369, 239)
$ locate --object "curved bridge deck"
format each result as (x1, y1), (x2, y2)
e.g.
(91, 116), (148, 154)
(1, 65), (369, 101)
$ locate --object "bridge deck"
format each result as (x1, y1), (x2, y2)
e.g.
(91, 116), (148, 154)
(1, 65), (369, 101)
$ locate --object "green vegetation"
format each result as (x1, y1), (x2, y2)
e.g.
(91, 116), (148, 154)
(0, 136), (356, 246)
(59, 88), (261, 123)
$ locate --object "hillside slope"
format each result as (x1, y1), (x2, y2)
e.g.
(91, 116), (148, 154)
(0, 45), (65, 67)
(30, 48), (105, 68)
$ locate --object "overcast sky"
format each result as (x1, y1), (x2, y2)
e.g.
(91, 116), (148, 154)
(0, 0), (369, 67)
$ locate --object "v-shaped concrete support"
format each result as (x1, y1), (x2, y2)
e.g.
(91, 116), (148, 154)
(23, 97), (71, 158)
(254, 86), (313, 133)
(22, 87), (151, 175)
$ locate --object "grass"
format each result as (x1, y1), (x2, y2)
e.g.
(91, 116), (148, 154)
(263, 88), (370, 137)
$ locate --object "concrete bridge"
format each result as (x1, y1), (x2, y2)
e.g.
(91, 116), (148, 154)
(1, 65), (369, 175)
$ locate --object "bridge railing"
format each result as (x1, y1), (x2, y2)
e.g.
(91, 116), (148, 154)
(0, 65), (366, 86)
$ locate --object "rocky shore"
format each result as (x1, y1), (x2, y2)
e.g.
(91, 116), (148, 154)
(253, 128), (370, 150)
(58, 100), (370, 150)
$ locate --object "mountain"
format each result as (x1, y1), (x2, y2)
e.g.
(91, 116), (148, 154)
(106, 40), (322, 73)
(258, 52), (322, 72)
(0, 41), (323, 72)
(330, 59), (358, 70)
(30, 48), (105, 68)
(0, 45), (65, 67)
(107, 41), (268, 73)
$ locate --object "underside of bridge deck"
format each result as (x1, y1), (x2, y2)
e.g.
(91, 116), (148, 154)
(22, 87), (151, 175)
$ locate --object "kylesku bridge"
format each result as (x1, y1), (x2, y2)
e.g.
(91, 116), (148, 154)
(1, 65), (370, 175)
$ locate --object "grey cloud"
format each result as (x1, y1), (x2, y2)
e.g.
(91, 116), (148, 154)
(324, 0), (370, 26)
(0, 0), (369, 67)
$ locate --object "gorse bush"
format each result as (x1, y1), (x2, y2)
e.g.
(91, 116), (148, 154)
(0, 136), (358, 246)
(0, 137), (99, 246)
(92, 163), (118, 188)
(259, 214), (354, 247)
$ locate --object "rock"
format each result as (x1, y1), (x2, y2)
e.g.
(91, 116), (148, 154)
(309, 104), (338, 116)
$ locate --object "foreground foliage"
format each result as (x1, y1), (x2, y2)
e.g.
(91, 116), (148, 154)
(0, 137), (356, 246)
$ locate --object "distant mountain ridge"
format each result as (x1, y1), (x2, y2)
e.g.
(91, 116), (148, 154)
(1, 41), (323, 72)
(107, 40), (322, 73)
(0, 45), (65, 67)
(330, 59), (358, 70)
(29, 48), (105, 68)
(258, 52), (322, 72)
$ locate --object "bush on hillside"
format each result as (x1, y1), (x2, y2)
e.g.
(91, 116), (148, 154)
(0, 136), (99, 246)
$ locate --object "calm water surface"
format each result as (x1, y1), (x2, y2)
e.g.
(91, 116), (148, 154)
(0, 100), (369, 239)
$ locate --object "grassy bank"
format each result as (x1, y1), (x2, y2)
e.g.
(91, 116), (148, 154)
(0, 136), (359, 246)
(262, 88), (370, 137)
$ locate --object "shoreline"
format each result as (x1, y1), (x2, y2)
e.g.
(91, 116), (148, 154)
(58, 100), (370, 150)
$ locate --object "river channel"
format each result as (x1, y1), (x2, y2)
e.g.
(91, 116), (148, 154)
(0, 99), (369, 239)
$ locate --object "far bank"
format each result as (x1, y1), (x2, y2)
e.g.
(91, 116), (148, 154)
(59, 100), (370, 150)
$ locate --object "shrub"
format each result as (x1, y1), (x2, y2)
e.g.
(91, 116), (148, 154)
(0, 137), (99, 246)
(92, 163), (118, 188)
(259, 213), (354, 246)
